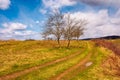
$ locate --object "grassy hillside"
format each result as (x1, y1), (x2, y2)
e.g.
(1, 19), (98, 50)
(111, 39), (120, 48)
(0, 40), (87, 76)
(0, 40), (119, 80)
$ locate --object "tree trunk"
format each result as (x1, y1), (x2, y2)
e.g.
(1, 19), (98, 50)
(77, 37), (79, 41)
(57, 38), (61, 47)
(67, 39), (71, 48)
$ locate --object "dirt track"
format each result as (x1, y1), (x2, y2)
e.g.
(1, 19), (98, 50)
(0, 51), (82, 80)
(49, 53), (92, 80)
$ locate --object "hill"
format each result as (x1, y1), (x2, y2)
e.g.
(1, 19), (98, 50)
(82, 35), (120, 40)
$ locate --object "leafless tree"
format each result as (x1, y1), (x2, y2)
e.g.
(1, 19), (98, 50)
(43, 11), (64, 47)
(73, 19), (87, 40)
(63, 14), (87, 47)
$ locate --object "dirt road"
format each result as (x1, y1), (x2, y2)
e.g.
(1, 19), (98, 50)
(49, 53), (92, 80)
(0, 51), (82, 80)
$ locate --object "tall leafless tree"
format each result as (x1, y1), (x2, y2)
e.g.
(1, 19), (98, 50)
(43, 11), (64, 47)
(63, 14), (87, 47)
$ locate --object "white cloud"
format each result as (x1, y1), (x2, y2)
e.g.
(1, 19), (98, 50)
(0, 0), (11, 10)
(0, 22), (41, 40)
(1, 22), (27, 37)
(2, 22), (27, 31)
(0, 22), (35, 40)
(68, 9), (120, 38)
(13, 30), (40, 40)
(42, 0), (76, 10)
(14, 30), (37, 36)
(0, 30), (38, 40)
(116, 9), (120, 16)
(35, 20), (40, 24)
(39, 9), (47, 14)
(74, 0), (120, 8)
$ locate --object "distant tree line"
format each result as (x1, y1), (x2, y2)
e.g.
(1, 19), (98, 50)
(43, 10), (87, 47)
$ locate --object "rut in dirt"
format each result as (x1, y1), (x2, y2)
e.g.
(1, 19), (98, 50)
(49, 53), (92, 80)
(0, 50), (83, 80)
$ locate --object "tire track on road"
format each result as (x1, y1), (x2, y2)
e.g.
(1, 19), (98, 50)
(0, 50), (83, 80)
(49, 53), (92, 80)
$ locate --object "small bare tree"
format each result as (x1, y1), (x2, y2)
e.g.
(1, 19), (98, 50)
(73, 20), (87, 41)
(63, 14), (87, 47)
(43, 11), (64, 47)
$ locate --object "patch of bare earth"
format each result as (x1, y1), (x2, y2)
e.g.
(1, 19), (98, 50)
(49, 53), (92, 80)
(0, 51), (82, 80)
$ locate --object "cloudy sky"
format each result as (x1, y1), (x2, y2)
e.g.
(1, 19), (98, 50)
(0, 0), (120, 40)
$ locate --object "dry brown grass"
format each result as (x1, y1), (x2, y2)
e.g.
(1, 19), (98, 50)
(93, 39), (120, 77)
(93, 39), (120, 55)
(102, 53), (120, 76)
(0, 40), (83, 76)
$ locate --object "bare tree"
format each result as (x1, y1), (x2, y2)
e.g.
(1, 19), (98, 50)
(72, 19), (87, 41)
(63, 14), (87, 47)
(43, 11), (64, 47)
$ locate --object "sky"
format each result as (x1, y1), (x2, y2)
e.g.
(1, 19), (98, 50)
(0, 0), (120, 40)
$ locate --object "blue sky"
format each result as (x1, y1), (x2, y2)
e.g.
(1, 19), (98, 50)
(0, 0), (120, 40)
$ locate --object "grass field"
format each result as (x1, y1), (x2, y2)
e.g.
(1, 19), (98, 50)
(111, 39), (120, 48)
(0, 40), (119, 80)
